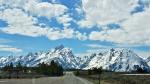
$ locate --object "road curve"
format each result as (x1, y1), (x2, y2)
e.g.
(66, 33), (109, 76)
(0, 72), (93, 84)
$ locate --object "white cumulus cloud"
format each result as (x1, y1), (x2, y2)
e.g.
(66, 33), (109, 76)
(79, 0), (139, 28)
(0, 45), (22, 53)
(89, 6), (150, 45)
(0, 5), (86, 41)
(56, 14), (73, 27)
(25, 1), (68, 19)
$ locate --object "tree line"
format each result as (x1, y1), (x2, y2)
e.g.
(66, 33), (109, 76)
(1, 60), (63, 78)
(36, 60), (63, 76)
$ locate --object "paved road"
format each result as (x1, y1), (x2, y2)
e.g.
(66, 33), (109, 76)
(0, 72), (93, 84)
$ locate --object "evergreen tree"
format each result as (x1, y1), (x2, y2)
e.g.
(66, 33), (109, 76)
(23, 65), (28, 73)
(136, 67), (147, 73)
(8, 62), (13, 79)
(76, 69), (80, 76)
(16, 62), (22, 71)
(98, 67), (102, 84)
(16, 62), (23, 78)
(91, 67), (102, 84)
(2, 64), (9, 71)
(9, 62), (13, 70)
(88, 69), (92, 75)
(50, 60), (57, 76)
(36, 60), (63, 76)
(59, 65), (63, 75)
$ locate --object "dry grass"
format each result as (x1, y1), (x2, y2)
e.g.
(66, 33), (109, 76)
(75, 71), (150, 84)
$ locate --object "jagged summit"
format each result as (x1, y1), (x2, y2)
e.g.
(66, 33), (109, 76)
(0, 45), (78, 69)
(146, 56), (150, 62)
(146, 56), (150, 66)
(55, 44), (65, 51)
(84, 48), (150, 72)
(0, 47), (149, 72)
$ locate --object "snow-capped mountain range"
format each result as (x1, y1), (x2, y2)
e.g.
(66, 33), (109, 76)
(84, 48), (149, 72)
(0, 45), (149, 72)
(0, 45), (79, 69)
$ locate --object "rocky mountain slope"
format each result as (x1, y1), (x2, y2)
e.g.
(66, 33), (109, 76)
(0, 45), (79, 69)
(0, 45), (149, 72)
(84, 48), (150, 72)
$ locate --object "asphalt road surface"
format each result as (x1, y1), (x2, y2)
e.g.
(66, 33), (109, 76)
(0, 72), (93, 84)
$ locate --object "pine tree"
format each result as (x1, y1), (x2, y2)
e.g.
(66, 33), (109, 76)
(9, 62), (13, 70)
(88, 69), (92, 75)
(16, 62), (22, 78)
(23, 65), (28, 73)
(58, 65), (63, 76)
(50, 60), (56, 76)
(8, 62), (13, 79)
(98, 67), (102, 84)
(36, 60), (64, 76)
(76, 69), (80, 76)
(2, 64), (8, 71)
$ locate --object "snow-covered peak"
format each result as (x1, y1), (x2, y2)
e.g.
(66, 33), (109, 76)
(54, 44), (65, 51)
(146, 56), (150, 62)
(85, 48), (150, 72)
(0, 47), (149, 72)
(145, 56), (150, 66)
(0, 45), (78, 69)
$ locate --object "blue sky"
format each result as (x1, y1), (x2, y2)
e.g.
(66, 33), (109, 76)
(0, 0), (150, 58)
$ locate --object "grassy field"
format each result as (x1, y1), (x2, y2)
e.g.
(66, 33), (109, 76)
(75, 70), (150, 84)
(0, 71), (46, 79)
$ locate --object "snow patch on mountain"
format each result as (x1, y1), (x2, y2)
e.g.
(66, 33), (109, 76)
(0, 45), (79, 69)
(0, 46), (149, 72)
(84, 48), (150, 72)
(145, 56), (150, 66)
